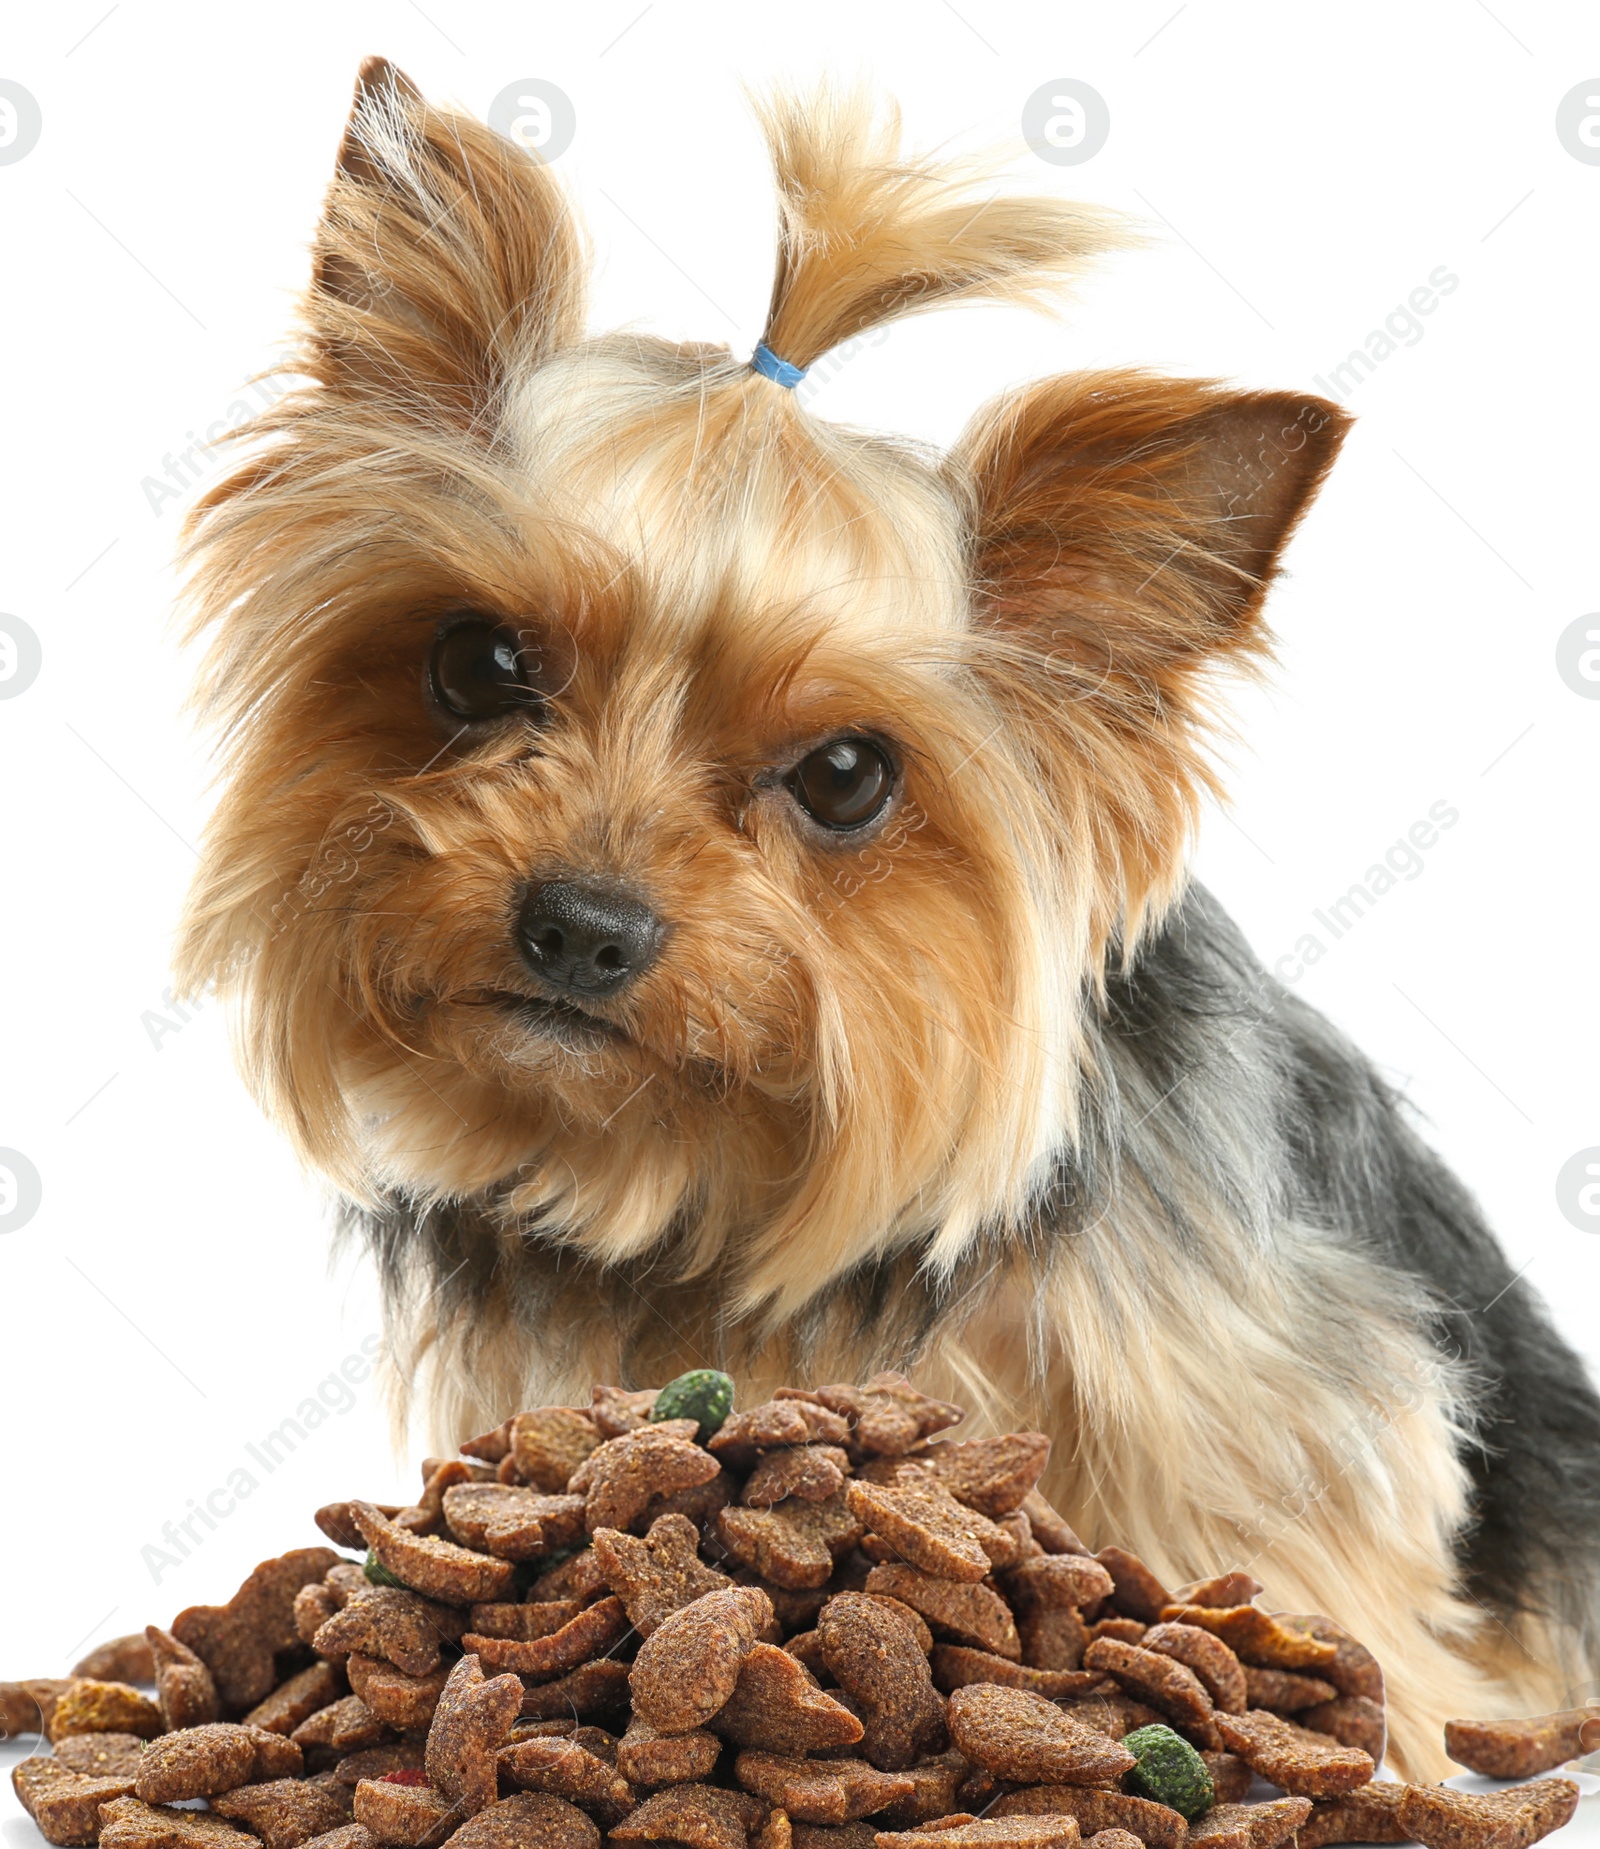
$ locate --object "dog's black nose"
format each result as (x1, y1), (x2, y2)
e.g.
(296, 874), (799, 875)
(516, 879), (664, 996)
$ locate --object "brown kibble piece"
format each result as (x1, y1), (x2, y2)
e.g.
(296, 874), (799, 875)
(792, 1828), (878, 1849)
(518, 1660), (631, 1721)
(878, 1822), (1081, 1849)
(442, 1487), (588, 1561)
(819, 1595), (944, 1770)
(297, 1828), (375, 1849)
(1214, 1709), (1374, 1798)
(2, 1678), (76, 1739)
(864, 1566), (1019, 1661)
(917, 1436), (1049, 1520)
(332, 1745), (426, 1787)
(712, 1642), (864, 1754)
(97, 1797), (253, 1849)
(1188, 1801), (1310, 1849)
(397, 1462), (481, 1538)
(54, 1736), (149, 1780)
(711, 1402), (855, 1471)
(245, 1662), (346, 1736)
(1005, 1556), (1116, 1613)
(1444, 1710), (1598, 1779)
(735, 1754), (914, 1826)
(567, 1424), (718, 1534)
(746, 1448), (853, 1508)
(1141, 1623), (1247, 1714)
(72, 1639), (155, 1686)
(1300, 1696), (1386, 1764)
(1017, 1493), (1087, 1556)
(945, 1685), (1135, 1785)
(497, 1736), (635, 1824)
(990, 1789), (1186, 1849)
(630, 1587), (771, 1733)
(1173, 1575), (1263, 1609)
(49, 1683), (164, 1744)
(316, 1507), (405, 1553)
(590, 1387), (659, 1439)
(785, 1374), (963, 1459)
(508, 1409), (602, 1493)
(591, 1515), (733, 1636)
(1296, 1782), (1410, 1849)
(425, 1654), (524, 1814)
(1272, 1617), (1384, 1704)
(1081, 1638), (1216, 1739)
(617, 1718), (722, 1787)
(1086, 1621), (1146, 1647)
(350, 1778), (459, 1849)
(145, 1634), (220, 1730)
(1242, 1666), (1338, 1713)
(345, 1655), (452, 1734)
(1054, 1695), (1163, 1742)
(297, 1584), (342, 1649)
(351, 1504), (516, 1606)
(135, 1724), (260, 1802)
(465, 1597), (629, 1678)
(846, 1481), (1006, 1584)
(12, 1755), (139, 1846)
(719, 1493), (865, 1590)
(1398, 1779), (1580, 1849)
(874, 1755), (967, 1829)
(292, 1697), (391, 1756)
(172, 1550), (340, 1712)
(1094, 1551), (1170, 1624)
(929, 1644), (1108, 1701)
(1018, 1607), (1088, 1673)
(1200, 1753), (1253, 1805)
(1080, 1834), (1142, 1849)
(528, 1547), (613, 1606)
(612, 1783), (765, 1849)
(449, 1792), (600, 1849)
(467, 1600), (581, 1642)
(212, 1778), (350, 1849)
(314, 1590), (466, 1678)
(1159, 1607), (1338, 1675)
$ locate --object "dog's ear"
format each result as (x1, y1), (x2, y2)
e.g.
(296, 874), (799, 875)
(307, 57), (586, 431)
(952, 372), (1349, 681)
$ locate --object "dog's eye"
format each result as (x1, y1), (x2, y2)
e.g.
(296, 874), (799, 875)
(786, 737), (894, 830)
(429, 620), (545, 722)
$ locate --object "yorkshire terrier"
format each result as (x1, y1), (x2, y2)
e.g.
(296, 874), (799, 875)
(176, 60), (1600, 1774)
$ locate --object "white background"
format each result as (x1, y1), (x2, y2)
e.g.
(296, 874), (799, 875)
(1, 0), (1597, 1748)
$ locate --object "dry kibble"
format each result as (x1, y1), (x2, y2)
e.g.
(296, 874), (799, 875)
(629, 1587), (770, 1733)
(448, 1793), (600, 1849)
(567, 1425), (720, 1534)
(1296, 1782), (1411, 1849)
(746, 1448), (853, 1509)
(12, 1756), (141, 1846)
(928, 1644), (1108, 1701)
(1173, 1574), (1264, 1609)
(171, 1550), (339, 1712)
(589, 1516), (733, 1634)
(1080, 1638), (1218, 1741)
(876, 1822), (1081, 1849)
(1085, 1621), (1145, 1648)
(145, 1627), (220, 1723)
(718, 1493), (864, 1590)
(211, 1777), (350, 1849)
(863, 1566), (1019, 1661)
(71, 1640), (155, 1686)
(350, 1777), (460, 1849)
(944, 1685), (1135, 1786)
(245, 1663), (346, 1736)
(1300, 1695), (1386, 1763)
(292, 1697), (391, 1756)
(345, 1655), (453, 1733)
(1187, 1800), (1310, 1849)
(516, 1661), (631, 1722)
(1241, 1666), (1338, 1713)
(135, 1724), (261, 1802)
(2, 1679), (76, 1739)
(711, 1403), (855, 1471)
(424, 1654), (524, 1815)
(53, 1736), (150, 1780)
(1200, 1753), (1253, 1806)
(465, 1600), (580, 1642)
(919, 1436), (1049, 1519)
(332, 1746), (427, 1787)
(1080, 1834), (1142, 1849)
(351, 1505), (517, 1606)
(1140, 1623), (1247, 1714)
(97, 1797), (254, 1849)
(612, 1784), (765, 1849)
(590, 1388), (659, 1439)
(1272, 1617), (1384, 1703)
(1398, 1779), (1580, 1849)
(710, 1643), (864, 1754)
(616, 1718), (722, 1787)
(1158, 1607), (1338, 1676)
(508, 1409), (603, 1493)
(1214, 1709), (1375, 1798)
(782, 1375), (962, 1459)
(314, 1590), (466, 1679)
(1004, 1556), (1115, 1613)
(1444, 1709), (1599, 1779)
(989, 1789), (1187, 1849)
(464, 1597), (629, 1679)
(818, 1595), (944, 1770)
(1094, 1550), (1171, 1625)
(733, 1754), (914, 1826)
(441, 1488), (588, 1561)
(845, 1481), (1006, 1584)
(496, 1735), (635, 1825)
(48, 1683), (164, 1744)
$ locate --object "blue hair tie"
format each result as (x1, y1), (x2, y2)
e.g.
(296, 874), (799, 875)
(750, 341), (807, 389)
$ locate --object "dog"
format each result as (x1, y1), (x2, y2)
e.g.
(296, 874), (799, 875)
(175, 60), (1600, 1775)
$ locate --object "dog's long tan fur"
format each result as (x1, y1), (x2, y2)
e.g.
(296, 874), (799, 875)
(176, 62), (1588, 1777)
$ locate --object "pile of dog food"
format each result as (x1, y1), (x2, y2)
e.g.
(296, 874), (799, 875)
(5, 1371), (1595, 1849)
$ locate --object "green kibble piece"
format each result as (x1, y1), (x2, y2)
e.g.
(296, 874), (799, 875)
(649, 1369), (736, 1442)
(1123, 1724), (1215, 1821)
(363, 1548), (407, 1589)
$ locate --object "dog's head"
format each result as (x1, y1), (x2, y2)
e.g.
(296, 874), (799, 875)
(178, 61), (1346, 1332)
